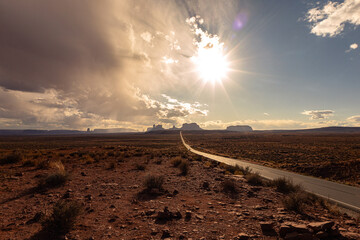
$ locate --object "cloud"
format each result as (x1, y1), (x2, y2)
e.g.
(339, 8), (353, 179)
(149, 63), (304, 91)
(347, 115), (360, 122)
(200, 119), (345, 130)
(140, 31), (154, 44)
(264, 113), (270, 116)
(302, 110), (335, 120)
(346, 43), (359, 52)
(306, 0), (360, 37)
(0, 0), (237, 130)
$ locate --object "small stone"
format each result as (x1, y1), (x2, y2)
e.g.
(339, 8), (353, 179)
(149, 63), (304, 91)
(81, 172), (86, 176)
(145, 209), (155, 216)
(63, 192), (71, 199)
(202, 181), (210, 190)
(315, 231), (329, 238)
(85, 194), (92, 201)
(26, 212), (44, 224)
(345, 220), (357, 226)
(185, 211), (192, 221)
(341, 232), (360, 240)
(150, 228), (158, 235)
(195, 214), (204, 220)
(236, 233), (250, 240)
(161, 228), (171, 239)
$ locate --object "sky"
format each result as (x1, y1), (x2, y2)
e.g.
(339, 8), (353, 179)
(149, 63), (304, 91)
(0, 0), (360, 131)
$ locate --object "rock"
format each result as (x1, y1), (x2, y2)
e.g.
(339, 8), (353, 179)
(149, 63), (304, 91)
(279, 224), (292, 237)
(247, 190), (255, 197)
(85, 194), (92, 201)
(260, 221), (274, 232)
(108, 215), (118, 223)
(341, 232), (360, 240)
(315, 231), (328, 239)
(14, 172), (23, 177)
(109, 205), (115, 208)
(202, 181), (210, 190)
(279, 222), (311, 237)
(173, 189), (179, 195)
(63, 192), (71, 199)
(145, 209), (156, 216)
(284, 232), (313, 240)
(150, 228), (158, 235)
(161, 228), (171, 239)
(345, 220), (357, 226)
(81, 172), (86, 176)
(26, 212), (44, 224)
(195, 214), (204, 220)
(307, 221), (334, 232)
(155, 207), (182, 224)
(235, 233), (250, 240)
(185, 211), (192, 221)
(254, 205), (267, 210)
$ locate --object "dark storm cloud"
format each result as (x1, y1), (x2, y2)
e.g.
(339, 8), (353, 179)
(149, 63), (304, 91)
(0, 0), (229, 129)
(0, 0), (121, 92)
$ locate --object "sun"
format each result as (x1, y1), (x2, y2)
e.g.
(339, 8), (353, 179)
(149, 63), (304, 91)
(191, 38), (229, 84)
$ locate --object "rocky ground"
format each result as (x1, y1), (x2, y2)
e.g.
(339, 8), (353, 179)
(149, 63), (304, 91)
(0, 134), (359, 240)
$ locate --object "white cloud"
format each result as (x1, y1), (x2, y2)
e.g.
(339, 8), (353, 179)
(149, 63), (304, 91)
(161, 56), (178, 64)
(346, 42), (359, 52)
(264, 112), (270, 116)
(140, 31), (153, 43)
(347, 115), (360, 122)
(302, 110), (335, 119)
(306, 0), (360, 37)
(350, 43), (359, 49)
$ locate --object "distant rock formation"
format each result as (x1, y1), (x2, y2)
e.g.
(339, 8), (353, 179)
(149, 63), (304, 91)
(226, 125), (253, 132)
(146, 124), (165, 132)
(181, 123), (202, 131)
(94, 128), (137, 133)
(169, 125), (180, 131)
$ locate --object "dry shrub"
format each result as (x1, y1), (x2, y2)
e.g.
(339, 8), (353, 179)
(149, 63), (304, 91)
(23, 159), (36, 167)
(135, 163), (145, 171)
(282, 192), (308, 213)
(171, 157), (183, 167)
(42, 200), (82, 235)
(179, 160), (189, 176)
(49, 160), (65, 171)
(221, 179), (238, 196)
(37, 160), (50, 169)
(144, 175), (164, 191)
(0, 152), (23, 165)
(271, 177), (302, 194)
(38, 171), (69, 190)
(245, 172), (264, 186)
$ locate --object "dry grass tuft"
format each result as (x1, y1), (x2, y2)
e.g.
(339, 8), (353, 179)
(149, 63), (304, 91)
(42, 200), (82, 235)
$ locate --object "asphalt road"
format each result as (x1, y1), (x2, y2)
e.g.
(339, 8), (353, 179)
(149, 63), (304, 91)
(181, 132), (360, 213)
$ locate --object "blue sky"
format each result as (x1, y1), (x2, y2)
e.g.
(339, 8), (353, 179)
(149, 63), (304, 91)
(0, 0), (359, 130)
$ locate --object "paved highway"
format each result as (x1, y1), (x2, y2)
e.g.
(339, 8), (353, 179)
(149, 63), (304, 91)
(180, 132), (360, 213)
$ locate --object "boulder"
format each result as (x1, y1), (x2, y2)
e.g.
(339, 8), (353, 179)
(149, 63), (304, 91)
(307, 221), (334, 232)
(279, 222), (311, 237)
